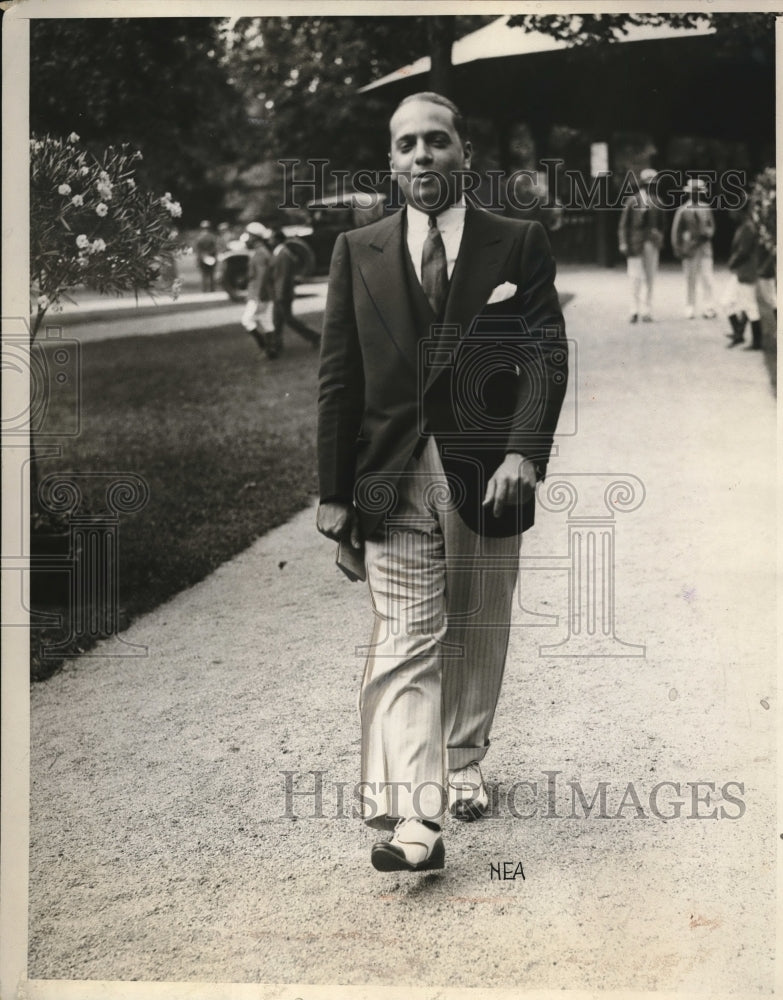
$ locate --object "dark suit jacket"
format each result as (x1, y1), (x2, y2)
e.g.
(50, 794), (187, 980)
(266, 245), (296, 305)
(728, 220), (759, 284)
(618, 198), (664, 256)
(317, 203), (567, 539)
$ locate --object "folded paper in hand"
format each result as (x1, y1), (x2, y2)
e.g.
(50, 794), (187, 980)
(336, 540), (366, 582)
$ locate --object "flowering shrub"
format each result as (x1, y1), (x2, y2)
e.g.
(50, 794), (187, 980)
(749, 166), (776, 258)
(30, 132), (185, 337)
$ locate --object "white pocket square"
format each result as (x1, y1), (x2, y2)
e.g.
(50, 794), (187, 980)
(487, 281), (517, 305)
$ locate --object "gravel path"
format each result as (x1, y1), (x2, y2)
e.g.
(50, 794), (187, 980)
(28, 265), (776, 993)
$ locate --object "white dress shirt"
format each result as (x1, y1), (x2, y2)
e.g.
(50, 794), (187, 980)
(405, 198), (467, 284)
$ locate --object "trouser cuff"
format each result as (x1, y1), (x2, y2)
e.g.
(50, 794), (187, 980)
(447, 742), (489, 771)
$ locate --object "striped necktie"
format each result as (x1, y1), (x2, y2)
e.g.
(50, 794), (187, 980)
(421, 213), (448, 316)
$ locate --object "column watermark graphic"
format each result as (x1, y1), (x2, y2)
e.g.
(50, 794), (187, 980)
(526, 473), (646, 657)
(2, 316), (150, 661)
(31, 472), (150, 658)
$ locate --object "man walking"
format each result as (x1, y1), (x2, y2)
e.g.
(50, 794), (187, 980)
(316, 93), (568, 872)
(618, 168), (664, 323)
(265, 230), (321, 358)
(671, 178), (717, 319)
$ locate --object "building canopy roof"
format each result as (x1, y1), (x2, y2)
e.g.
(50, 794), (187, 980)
(360, 16), (715, 93)
(359, 16), (772, 147)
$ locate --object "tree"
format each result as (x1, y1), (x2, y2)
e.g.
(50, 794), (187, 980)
(427, 17), (456, 96)
(225, 16), (494, 184)
(30, 18), (245, 223)
(226, 17), (429, 176)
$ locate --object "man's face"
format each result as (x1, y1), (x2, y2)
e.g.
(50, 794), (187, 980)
(389, 100), (472, 213)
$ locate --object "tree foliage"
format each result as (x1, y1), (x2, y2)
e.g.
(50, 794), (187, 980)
(507, 11), (777, 61)
(30, 133), (183, 336)
(30, 18), (245, 222)
(226, 17), (428, 173)
(226, 16), (493, 176)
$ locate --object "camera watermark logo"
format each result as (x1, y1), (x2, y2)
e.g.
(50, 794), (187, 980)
(2, 318), (81, 437)
(417, 316), (574, 444)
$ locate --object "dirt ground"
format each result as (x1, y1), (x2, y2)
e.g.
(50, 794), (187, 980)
(27, 265), (776, 994)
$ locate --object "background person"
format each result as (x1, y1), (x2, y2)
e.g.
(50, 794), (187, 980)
(723, 207), (762, 350)
(671, 178), (716, 319)
(724, 206), (761, 351)
(240, 222), (274, 351)
(755, 240), (777, 321)
(215, 221), (232, 286)
(216, 221), (232, 255)
(264, 229), (321, 358)
(194, 220), (218, 293)
(617, 167), (664, 323)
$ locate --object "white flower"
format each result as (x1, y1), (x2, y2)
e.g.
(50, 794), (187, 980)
(67, 132), (80, 143)
(167, 201), (182, 218)
(37, 294), (50, 310)
(79, 166), (90, 177)
(96, 203), (108, 217)
(75, 234), (89, 249)
(127, 178), (136, 190)
(71, 194), (84, 207)
(57, 183), (72, 196)
(96, 182), (113, 201)
(90, 238), (107, 253)
(163, 192), (172, 201)
(99, 171), (111, 183)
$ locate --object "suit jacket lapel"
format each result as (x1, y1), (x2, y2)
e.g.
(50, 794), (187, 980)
(354, 210), (420, 371)
(443, 205), (513, 330)
(425, 206), (515, 391)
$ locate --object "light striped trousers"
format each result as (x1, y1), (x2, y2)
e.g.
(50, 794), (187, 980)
(359, 436), (522, 828)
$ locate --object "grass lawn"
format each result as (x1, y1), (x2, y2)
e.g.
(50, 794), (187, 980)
(31, 315), (322, 679)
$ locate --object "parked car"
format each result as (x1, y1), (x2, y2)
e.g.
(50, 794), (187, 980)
(305, 191), (386, 271)
(220, 191), (386, 300)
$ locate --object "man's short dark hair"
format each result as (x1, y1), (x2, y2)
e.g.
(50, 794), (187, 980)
(392, 92), (469, 146)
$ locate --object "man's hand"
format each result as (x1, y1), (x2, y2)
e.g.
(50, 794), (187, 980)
(316, 501), (362, 548)
(482, 453), (537, 518)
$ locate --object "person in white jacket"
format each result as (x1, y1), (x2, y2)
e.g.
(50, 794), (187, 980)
(671, 178), (717, 319)
(240, 222), (274, 349)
